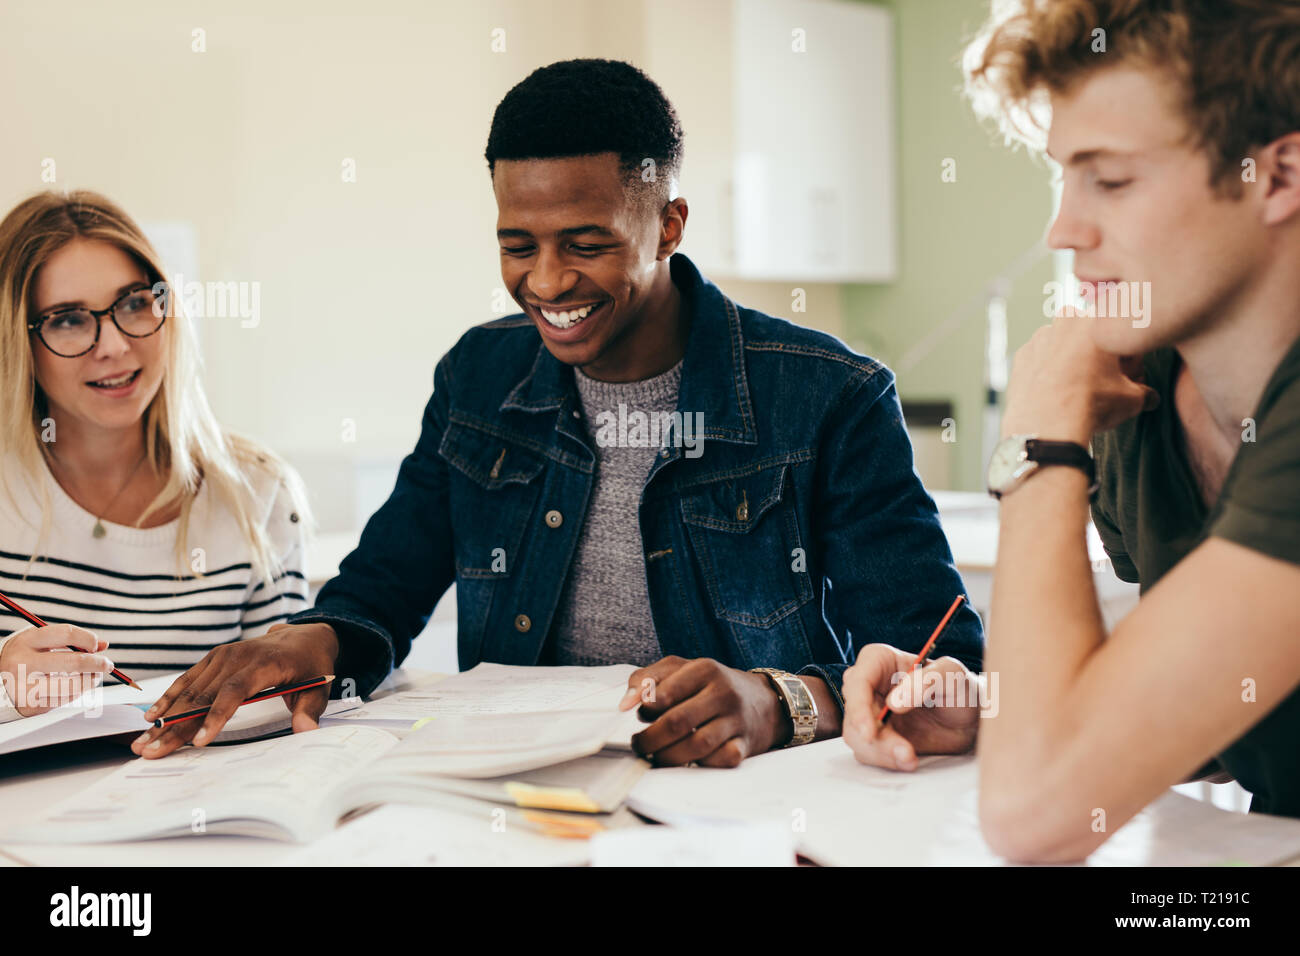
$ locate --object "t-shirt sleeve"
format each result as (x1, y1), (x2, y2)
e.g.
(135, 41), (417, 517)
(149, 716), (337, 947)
(1091, 497), (1139, 583)
(1210, 380), (1300, 567)
(1090, 432), (1141, 583)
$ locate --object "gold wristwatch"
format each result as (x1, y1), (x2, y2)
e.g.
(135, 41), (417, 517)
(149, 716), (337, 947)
(750, 668), (818, 747)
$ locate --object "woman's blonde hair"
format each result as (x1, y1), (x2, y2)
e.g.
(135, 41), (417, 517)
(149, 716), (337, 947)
(0, 189), (310, 584)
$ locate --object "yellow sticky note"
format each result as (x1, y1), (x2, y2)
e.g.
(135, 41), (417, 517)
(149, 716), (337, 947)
(521, 810), (605, 839)
(505, 782), (601, 814)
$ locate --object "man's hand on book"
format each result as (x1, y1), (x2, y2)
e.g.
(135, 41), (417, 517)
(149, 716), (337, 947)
(130, 622), (339, 759)
(619, 656), (788, 767)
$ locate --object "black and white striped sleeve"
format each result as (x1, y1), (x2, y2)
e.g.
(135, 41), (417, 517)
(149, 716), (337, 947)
(239, 481), (309, 640)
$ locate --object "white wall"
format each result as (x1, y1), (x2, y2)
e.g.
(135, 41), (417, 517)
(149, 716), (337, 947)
(4, 0), (846, 533)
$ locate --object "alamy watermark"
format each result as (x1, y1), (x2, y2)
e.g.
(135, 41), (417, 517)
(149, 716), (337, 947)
(889, 666), (1000, 718)
(50, 886), (151, 936)
(1, 664), (105, 716)
(152, 274), (261, 328)
(1044, 279), (1152, 328)
(593, 405), (705, 458)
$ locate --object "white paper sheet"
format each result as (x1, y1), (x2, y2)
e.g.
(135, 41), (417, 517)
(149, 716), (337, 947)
(628, 740), (1300, 866)
(322, 662), (637, 724)
(364, 709), (631, 777)
(282, 803), (594, 867)
(591, 822), (796, 866)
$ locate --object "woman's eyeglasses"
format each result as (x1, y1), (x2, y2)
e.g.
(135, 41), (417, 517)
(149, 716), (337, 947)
(27, 285), (167, 358)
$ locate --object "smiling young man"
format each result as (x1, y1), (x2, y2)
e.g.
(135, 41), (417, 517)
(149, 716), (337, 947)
(135, 58), (982, 766)
(840, 0), (1300, 861)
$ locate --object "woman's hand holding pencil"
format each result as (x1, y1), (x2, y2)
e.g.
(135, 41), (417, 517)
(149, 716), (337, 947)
(0, 589), (140, 718)
(0, 622), (117, 717)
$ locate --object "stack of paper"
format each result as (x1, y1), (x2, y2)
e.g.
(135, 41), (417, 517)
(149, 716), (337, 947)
(323, 662), (644, 747)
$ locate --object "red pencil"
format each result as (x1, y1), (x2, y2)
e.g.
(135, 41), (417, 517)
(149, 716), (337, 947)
(876, 594), (967, 726)
(153, 675), (335, 728)
(0, 589), (141, 691)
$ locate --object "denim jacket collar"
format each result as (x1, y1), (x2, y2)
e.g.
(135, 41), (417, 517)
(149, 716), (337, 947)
(498, 253), (758, 447)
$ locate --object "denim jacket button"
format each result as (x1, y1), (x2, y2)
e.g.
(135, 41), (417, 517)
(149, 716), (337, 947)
(736, 502), (749, 522)
(514, 614), (532, 632)
(545, 509), (563, 528)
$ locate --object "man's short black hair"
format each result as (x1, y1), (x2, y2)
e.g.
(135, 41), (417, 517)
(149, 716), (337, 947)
(485, 58), (684, 204)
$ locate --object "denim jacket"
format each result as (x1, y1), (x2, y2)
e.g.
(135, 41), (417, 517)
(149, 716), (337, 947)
(291, 253), (983, 707)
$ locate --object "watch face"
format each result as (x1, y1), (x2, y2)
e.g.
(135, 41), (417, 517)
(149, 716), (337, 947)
(782, 677), (814, 711)
(987, 435), (1033, 493)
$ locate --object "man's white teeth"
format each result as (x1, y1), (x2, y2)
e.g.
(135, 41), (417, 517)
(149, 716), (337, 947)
(541, 303), (598, 329)
(89, 371), (137, 388)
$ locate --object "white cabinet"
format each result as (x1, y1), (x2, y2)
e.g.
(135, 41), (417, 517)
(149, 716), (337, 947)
(641, 0), (896, 282)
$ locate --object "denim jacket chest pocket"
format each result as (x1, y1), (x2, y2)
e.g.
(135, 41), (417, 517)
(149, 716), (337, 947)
(678, 463), (813, 628)
(438, 420), (547, 579)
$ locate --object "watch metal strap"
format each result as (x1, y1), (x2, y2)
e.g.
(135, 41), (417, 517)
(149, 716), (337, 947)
(751, 667), (818, 747)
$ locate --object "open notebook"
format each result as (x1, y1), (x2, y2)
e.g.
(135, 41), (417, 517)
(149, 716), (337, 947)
(0, 673), (363, 756)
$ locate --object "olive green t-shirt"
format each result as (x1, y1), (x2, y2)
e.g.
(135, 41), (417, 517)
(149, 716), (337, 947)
(1092, 334), (1300, 817)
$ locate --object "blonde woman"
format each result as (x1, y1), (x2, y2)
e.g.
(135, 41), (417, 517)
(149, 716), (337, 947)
(0, 190), (318, 727)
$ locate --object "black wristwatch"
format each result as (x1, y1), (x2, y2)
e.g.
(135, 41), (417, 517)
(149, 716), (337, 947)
(986, 434), (1098, 500)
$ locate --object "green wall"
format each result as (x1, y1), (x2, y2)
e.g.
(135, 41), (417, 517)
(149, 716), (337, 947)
(846, 0), (1058, 490)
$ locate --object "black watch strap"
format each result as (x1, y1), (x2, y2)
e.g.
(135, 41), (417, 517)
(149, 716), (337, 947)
(1025, 439), (1097, 495)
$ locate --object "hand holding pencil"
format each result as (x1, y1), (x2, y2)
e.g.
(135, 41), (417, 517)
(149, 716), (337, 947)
(149, 674), (335, 729)
(840, 595), (984, 772)
(133, 620), (340, 759)
(0, 620), (120, 717)
(0, 586), (142, 719)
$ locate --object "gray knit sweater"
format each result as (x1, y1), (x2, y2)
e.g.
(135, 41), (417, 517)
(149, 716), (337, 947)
(548, 359), (684, 666)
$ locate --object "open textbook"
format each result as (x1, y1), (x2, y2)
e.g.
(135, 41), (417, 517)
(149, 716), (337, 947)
(2, 663), (652, 845)
(0, 661), (644, 757)
(2, 714), (647, 844)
